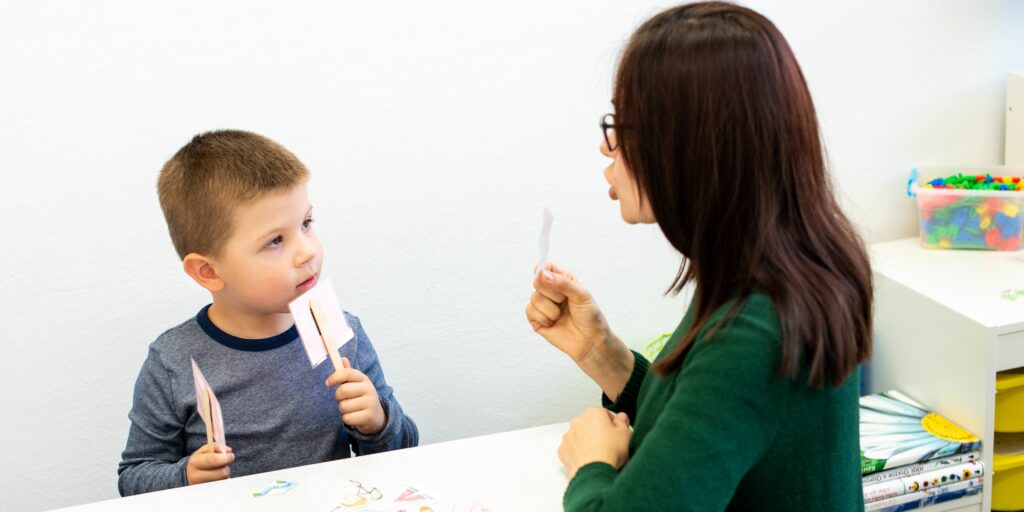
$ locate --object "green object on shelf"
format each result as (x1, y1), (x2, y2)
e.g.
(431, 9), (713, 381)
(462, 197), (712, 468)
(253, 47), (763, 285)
(642, 333), (673, 361)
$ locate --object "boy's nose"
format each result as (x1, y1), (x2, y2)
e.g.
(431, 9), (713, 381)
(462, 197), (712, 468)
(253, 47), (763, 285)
(295, 236), (318, 268)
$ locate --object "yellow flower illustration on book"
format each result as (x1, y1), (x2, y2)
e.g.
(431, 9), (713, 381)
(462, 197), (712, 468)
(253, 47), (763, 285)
(860, 390), (980, 474)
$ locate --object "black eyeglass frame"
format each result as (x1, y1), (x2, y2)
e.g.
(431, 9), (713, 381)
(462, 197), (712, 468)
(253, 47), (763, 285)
(600, 113), (624, 151)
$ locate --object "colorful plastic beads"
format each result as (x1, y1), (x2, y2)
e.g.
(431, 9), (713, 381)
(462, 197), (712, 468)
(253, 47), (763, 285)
(925, 173), (1024, 191)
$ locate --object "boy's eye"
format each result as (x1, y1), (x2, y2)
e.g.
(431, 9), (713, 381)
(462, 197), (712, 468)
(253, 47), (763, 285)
(302, 217), (315, 230)
(266, 235), (283, 248)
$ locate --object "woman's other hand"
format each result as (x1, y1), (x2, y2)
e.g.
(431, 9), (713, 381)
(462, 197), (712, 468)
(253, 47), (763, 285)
(558, 407), (632, 479)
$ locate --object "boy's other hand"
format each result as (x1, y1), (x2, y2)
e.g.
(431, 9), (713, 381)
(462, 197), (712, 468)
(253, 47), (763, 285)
(325, 357), (386, 435)
(186, 443), (234, 485)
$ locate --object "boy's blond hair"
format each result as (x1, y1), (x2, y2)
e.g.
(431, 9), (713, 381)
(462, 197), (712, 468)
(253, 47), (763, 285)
(157, 130), (309, 259)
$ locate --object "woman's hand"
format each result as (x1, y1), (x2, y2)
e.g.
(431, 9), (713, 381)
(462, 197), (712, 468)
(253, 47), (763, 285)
(526, 262), (612, 364)
(558, 407), (632, 479)
(526, 262), (635, 400)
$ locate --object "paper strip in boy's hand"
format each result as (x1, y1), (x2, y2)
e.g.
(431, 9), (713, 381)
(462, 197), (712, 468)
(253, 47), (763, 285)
(191, 358), (226, 453)
(288, 277), (354, 369)
(536, 207), (553, 276)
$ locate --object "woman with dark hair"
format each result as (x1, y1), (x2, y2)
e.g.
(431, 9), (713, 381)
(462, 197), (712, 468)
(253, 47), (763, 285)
(525, 2), (871, 510)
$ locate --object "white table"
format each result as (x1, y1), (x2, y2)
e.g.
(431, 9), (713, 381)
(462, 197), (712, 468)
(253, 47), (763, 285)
(53, 423), (569, 512)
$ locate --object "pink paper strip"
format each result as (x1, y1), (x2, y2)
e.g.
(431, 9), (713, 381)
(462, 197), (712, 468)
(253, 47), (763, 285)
(191, 358), (227, 452)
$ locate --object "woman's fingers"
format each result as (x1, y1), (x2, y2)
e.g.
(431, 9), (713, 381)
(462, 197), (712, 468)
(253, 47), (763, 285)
(530, 291), (563, 320)
(533, 273), (568, 303)
(534, 263), (590, 305)
(543, 260), (574, 277)
(525, 302), (555, 329)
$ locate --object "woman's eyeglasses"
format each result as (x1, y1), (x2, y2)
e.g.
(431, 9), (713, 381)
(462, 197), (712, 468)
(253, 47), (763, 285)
(600, 113), (620, 151)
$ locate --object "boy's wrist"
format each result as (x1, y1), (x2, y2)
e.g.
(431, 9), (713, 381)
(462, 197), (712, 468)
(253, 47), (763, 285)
(366, 390), (385, 433)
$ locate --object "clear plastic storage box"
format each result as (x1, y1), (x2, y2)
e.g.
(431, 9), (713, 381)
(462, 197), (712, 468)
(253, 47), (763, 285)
(909, 165), (1024, 251)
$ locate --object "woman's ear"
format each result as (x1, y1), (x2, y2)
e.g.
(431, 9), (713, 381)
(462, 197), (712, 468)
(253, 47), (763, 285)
(182, 253), (225, 293)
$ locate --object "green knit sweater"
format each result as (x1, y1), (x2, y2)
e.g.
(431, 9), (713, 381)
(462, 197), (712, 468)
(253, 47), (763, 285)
(564, 293), (863, 511)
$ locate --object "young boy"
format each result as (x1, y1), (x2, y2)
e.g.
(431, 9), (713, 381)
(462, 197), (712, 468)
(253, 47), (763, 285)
(118, 130), (418, 496)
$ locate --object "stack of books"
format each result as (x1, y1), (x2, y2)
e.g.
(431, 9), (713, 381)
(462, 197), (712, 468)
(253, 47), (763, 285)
(861, 391), (984, 511)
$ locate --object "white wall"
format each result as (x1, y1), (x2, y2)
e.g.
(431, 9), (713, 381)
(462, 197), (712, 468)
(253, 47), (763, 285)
(1, 1), (1021, 510)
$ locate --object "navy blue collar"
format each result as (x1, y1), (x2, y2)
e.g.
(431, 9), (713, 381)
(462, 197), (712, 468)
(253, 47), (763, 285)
(197, 304), (298, 351)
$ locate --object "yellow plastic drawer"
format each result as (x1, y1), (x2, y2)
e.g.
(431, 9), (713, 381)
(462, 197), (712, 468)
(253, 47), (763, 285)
(994, 432), (1024, 511)
(996, 369), (1024, 433)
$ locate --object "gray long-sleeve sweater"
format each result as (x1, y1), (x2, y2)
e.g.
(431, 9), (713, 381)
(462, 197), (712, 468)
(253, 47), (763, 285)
(117, 306), (418, 496)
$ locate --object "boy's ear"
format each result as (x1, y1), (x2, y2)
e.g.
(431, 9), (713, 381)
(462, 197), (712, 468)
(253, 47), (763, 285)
(182, 253), (225, 293)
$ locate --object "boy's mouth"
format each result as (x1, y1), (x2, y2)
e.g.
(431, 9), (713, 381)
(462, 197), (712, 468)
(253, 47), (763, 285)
(297, 274), (318, 291)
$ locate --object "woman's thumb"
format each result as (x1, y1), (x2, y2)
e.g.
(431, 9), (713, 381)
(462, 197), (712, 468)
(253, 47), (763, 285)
(541, 270), (587, 301)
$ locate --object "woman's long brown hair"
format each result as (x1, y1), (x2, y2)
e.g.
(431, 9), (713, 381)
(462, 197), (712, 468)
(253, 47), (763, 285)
(616, 2), (872, 387)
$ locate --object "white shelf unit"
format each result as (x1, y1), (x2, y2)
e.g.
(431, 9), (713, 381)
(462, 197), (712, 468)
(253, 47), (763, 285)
(868, 238), (1024, 512)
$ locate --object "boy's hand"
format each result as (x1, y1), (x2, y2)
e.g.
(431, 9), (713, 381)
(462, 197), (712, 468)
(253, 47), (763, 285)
(325, 357), (386, 435)
(186, 443), (234, 485)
